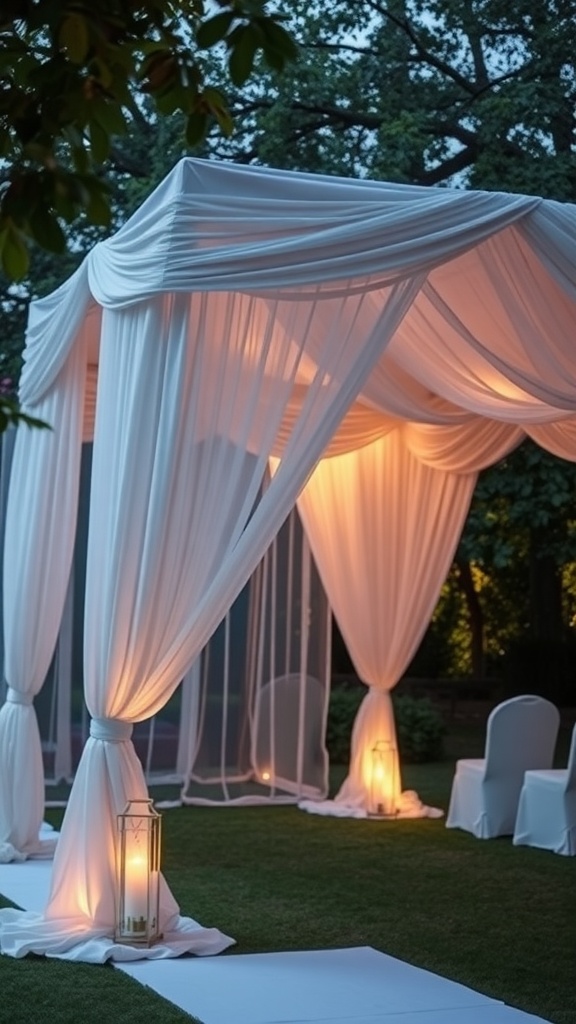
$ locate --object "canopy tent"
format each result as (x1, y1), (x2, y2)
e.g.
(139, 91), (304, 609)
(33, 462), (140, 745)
(1, 158), (576, 962)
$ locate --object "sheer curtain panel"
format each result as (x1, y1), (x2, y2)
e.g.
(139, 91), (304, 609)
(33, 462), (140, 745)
(0, 344), (85, 861)
(0, 278), (421, 960)
(297, 429), (477, 818)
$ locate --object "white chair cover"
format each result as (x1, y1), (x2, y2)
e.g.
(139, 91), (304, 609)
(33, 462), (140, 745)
(513, 723), (576, 855)
(446, 695), (560, 838)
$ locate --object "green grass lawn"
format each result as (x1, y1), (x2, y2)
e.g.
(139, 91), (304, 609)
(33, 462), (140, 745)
(0, 721), (574, 1024)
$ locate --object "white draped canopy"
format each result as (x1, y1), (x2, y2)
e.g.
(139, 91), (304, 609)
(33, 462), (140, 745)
(1, 158), (576, 960)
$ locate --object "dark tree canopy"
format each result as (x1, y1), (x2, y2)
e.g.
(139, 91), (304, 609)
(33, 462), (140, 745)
(0, 0), (297, 279)
(214, 0), (575, 201)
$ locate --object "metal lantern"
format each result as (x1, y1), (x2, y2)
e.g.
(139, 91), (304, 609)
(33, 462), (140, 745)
(115, 799), (162, 947)
(368, 739), (398, 818)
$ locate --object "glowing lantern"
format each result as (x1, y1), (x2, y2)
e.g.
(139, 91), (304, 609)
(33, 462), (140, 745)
(368, 739), (398, 818)
(261, 770), (271, 782)
(115, 799), (162, 947)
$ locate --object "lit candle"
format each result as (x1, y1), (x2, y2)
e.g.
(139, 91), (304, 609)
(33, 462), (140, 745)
(124, 852), (149, 934)
(369, 739), (398, 817)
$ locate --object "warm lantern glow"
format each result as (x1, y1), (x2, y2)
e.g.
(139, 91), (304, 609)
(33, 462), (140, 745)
(115, 799), (162, 947)
(261, 769), (271, 782)
(368, 739), (398, 818)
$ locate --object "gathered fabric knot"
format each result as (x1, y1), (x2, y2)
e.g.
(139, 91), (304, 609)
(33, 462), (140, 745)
(90, 717), (133, 742)
(6, 687), (33, 707)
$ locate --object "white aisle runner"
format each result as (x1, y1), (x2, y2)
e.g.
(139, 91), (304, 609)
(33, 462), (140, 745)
(0, 861), (551, 1024)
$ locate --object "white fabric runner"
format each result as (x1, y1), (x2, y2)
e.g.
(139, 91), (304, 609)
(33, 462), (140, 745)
(0, 854), (553, 1023)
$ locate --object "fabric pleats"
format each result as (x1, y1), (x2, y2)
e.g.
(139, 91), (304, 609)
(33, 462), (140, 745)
(3, 157), (576, 955)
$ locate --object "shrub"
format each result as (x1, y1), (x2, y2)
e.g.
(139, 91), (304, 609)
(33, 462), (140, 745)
(325, 685), (365, 763)
(393, 694), (446, 763)
(326, 685), (446, 764)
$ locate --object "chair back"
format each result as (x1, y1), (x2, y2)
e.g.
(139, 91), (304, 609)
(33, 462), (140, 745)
(252, 673), (327, 795)
(565, 723), (576, 791)
(484, 694), (559, 780)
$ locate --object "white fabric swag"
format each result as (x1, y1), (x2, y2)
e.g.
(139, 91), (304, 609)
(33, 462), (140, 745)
(2, 157), (576, 961)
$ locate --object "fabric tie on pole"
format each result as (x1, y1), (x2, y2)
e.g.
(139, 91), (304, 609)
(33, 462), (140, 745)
(89, 718), (133, 742)
(5, 688), (33, 706)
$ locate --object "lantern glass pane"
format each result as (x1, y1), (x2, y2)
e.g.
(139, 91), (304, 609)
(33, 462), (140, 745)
(369, 740), (397, 818)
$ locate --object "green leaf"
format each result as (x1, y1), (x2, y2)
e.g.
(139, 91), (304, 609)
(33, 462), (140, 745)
(58, 14), (90, 64)
(28, 208), (66, 253)
(0, 223), (29, 280)
(260, 20), (299, 60)
(229, 28), (258, 87)
(185, 111), (208, 147)
(0, 397), (51, 432)
(18, 410), (52, 431)
(86, 188), (111, 227)
(88, 119), (110, 163)
(196, 11), (234, 49)
(262, 46), (285, 72)
(71, 144), (89, 175)
(203, 88), (233, 135)
(90, 99), (127, 137)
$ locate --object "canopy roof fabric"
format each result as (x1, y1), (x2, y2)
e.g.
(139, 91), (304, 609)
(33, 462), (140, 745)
(22, 158), (576, 455)
(2, 158), (576, 961)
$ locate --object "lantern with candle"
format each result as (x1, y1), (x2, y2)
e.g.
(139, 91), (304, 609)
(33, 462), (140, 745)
(115, 799), (162, 947)
(368, 739), (398, 818)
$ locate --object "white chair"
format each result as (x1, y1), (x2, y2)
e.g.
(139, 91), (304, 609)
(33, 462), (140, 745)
(252, 674), (328, 797)
(446, 695), (560, 839)
(513, 723), (576, 855)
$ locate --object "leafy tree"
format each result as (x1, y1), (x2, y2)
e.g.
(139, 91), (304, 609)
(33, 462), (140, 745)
(0, 1), (297, 428)
(212, 0), (575, 201)
(0, 0), (297, 280)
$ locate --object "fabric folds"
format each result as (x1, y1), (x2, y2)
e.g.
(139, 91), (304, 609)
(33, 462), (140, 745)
(3, 157), (576, 957)
(0, 342), (86, 862)
(297, 430), (477, 818)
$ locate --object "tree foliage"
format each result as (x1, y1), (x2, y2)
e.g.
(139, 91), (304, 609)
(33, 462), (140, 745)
(0, 0), (297, 279)
(214, 0), (575, 201)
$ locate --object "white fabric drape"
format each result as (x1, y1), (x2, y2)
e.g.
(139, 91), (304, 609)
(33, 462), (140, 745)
(0, 343), (85, 862)
(3, 157), (576, 958)
(18, 161), (540, 409)
(297, 429), (477, 817)
(1, 279), (421, 960)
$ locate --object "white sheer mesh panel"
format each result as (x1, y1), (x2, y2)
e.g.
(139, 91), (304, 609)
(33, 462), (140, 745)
(36, 446), (330, 804)
(181, 505), (331, 805)
(0, 429), (16, 706)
